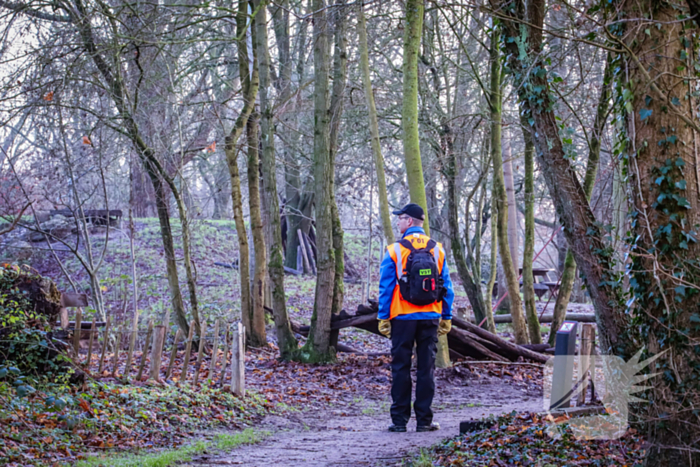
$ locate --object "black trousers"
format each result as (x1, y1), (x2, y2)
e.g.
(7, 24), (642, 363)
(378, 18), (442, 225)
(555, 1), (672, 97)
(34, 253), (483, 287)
(390, 318), (438, 427)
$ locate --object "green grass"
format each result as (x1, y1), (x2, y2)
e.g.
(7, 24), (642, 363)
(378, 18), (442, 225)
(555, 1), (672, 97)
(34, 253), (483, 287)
(77, 428), (267, 467)
(411, 449), (434, 467)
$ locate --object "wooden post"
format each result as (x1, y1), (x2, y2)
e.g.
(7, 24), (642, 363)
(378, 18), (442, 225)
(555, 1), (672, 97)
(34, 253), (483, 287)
(302, 232), (317, 275)
(179, 320), (195, 383)
(296, 245), (303, 273)
(165, 329), (182, 381)
(297, 229), (311, 274)
(577, 324), (594, 405)
(208, 319), (221, 381)
(86, 318), (96, 370)
(230, 322), (245, 396)
(136, 320), (154, 381)
(72, 308), (82, 357)
(218, 328), (231, 388)
(192, 320), (208, 388)
(125, 309), (139, 374)
(150, 325), (166, 381)
(98, 316), (111, 374)
(112, 326), (122, 377)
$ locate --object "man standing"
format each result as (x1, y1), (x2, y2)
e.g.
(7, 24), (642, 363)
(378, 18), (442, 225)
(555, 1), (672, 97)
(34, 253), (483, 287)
(378, 203), (454, 432)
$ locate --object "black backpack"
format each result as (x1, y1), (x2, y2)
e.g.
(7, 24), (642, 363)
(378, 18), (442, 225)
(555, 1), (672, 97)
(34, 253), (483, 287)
(397, 239), (446, 306)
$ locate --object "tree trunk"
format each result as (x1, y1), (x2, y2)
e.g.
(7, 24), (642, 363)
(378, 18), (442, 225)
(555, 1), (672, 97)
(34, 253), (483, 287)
(225, 0), (259, 339)
(328, 0), (348, 348)
(301, 0), (336, 362)
(521, 122), (540, 344)
(496, 0), (627, 355)
(489, 24), (528, 345)
(617, 2), (700, 462)
(245, 109), (268, 348)
(256, 0), (297, 359)
(548, 54), (612, 346)
(357, 1), (394, 244)
(402, 0), (431, 233)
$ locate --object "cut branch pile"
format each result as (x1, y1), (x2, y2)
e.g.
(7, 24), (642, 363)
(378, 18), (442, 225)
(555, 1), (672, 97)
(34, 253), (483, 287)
(287, 301), (549, 364)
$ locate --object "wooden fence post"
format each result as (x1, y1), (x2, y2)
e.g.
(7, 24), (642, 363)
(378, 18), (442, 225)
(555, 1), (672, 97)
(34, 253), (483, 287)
(230, 322), (245, 396)
(98, 316), (111, 374)
(218, 328), (231, 388)
(150, 325), (166, 381)
(179, 320), (195, 383)
(165, 329), (182, 381)
(112, 326), (122, 377)
(136, 320), (154, 381)
(577, 324), (594, 405)
(192, 320), (208, 388)
(86, 318), (96, 369)
(208, 319), (221, 382)
(125, 310), (139, 373)
(72, 308), (82, 357)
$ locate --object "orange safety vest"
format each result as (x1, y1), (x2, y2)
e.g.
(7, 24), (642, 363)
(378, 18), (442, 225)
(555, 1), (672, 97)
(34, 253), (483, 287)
(387, 232), (446, 320)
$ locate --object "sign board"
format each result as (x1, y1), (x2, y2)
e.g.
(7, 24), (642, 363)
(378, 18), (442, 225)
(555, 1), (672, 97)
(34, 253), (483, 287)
(60, 292), (88, 308)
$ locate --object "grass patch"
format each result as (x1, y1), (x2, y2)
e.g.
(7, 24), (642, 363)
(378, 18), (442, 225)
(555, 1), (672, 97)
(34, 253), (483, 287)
(78, 428), (267, 467)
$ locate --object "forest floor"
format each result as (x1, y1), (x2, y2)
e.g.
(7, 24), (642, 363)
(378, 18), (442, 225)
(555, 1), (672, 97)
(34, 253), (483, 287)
(187, 353), (545, 467)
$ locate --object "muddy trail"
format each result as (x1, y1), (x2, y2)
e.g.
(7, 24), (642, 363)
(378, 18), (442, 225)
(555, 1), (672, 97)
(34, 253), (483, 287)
(187, 361), (544, 466)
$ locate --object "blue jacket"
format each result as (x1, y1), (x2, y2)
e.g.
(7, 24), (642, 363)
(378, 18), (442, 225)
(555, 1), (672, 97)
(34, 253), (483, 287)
(377, 226), (454, 321)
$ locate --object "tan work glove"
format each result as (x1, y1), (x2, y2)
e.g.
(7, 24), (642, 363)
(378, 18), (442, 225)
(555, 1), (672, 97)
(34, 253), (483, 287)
(437, 319), (452, 336)
(378, 319), (391, 338)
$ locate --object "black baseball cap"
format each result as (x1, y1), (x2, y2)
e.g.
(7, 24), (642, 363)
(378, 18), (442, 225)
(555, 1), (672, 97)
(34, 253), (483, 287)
(392, 203), (425, 220)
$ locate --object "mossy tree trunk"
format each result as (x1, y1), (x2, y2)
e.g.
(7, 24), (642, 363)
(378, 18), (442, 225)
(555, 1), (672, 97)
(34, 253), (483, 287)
(256, 0), (297, 359)
(301, 0), (336, 362)
(489, 23), (529, 345)
(328, 0), (348, 348)
(225, 0), (259, 340)
(616, 2), (700, 461)
(521, 122), (540, 344)
(357, 0), (394, 244)
(245, 107), (267, 348)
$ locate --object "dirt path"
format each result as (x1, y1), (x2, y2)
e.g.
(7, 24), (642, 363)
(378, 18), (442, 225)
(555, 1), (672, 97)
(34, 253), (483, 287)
(189, 368), (543, 466)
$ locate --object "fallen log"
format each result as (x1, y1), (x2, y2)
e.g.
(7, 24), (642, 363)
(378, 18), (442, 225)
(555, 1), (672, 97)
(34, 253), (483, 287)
(451, 316), (550, 364)
(465, 312), (595, 324)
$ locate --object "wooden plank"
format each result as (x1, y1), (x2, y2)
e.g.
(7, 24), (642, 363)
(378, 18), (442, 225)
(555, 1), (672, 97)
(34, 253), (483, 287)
(578, 324), (594, 405)
(86, 318), (96, 369)
(230, 322), (245, 396)
(59, 307), (69, 328)
(179, 320), (195, 383)
(297, 229), (311, 274)
(61, 292), (89, 308)
(218, 329), (231, 388)
(136, 320), (154, 381)
(150, 325), (166, 381)
(192, 321), (208, 388)
(72, 309), (82, 356)
(208, 319), (221, 382)
(302, 232), (317, 275)
(125, 309), (139, 374)
(165, 329), (182, 381)
(98, 316), (111, 374)
(112, 326), (122, 377)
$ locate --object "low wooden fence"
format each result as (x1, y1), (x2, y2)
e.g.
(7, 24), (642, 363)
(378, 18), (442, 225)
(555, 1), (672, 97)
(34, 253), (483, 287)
(69, 310), (246, 395)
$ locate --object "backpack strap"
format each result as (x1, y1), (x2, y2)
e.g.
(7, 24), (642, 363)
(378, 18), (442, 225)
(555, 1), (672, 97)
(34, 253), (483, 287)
(426, 239), (440, 273)
(399, 239), (416, 252)
(392, 242), (403, 279)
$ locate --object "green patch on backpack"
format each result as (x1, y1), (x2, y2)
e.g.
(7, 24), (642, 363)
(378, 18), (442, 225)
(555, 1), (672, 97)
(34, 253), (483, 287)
(419, 269), (432, 276)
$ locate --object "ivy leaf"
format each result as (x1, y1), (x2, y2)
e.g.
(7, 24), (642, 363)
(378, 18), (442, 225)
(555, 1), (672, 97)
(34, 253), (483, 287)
(645, 95), (653, 106)
(690, 314), (700, 323)
(675, 286), (687, 297)
(640, 109), (653, 121)
(676, 180), (687, 190)
(671, 97), (681, 106)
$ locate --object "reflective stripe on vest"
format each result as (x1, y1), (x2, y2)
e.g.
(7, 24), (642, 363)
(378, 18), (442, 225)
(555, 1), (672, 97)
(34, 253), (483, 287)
(393, 242), (402, 279)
